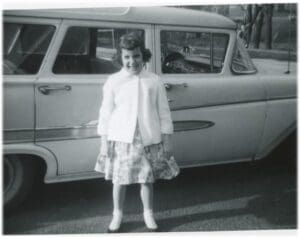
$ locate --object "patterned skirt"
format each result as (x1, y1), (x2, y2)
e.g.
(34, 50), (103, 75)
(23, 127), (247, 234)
(94, 124), (180, 184)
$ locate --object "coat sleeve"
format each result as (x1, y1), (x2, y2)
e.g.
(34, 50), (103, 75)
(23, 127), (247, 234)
(97, 79), (114, 136)
(157, 77), (174, 134)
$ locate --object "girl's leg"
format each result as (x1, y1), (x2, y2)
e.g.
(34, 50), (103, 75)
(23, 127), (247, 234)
(109, 183), (127, 231)
(113, 183), (127, 212)
(140, 183), (158, 229)
(140, 182), (153, 210)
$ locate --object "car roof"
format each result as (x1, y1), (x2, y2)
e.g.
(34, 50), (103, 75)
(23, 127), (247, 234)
(4, 6), (237, 30)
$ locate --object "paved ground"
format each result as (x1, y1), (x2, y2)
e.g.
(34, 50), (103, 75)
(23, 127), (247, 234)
(3, 151), (297, 234)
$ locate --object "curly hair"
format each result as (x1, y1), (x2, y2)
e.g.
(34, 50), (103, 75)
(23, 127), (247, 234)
(118, 32), (152, 63)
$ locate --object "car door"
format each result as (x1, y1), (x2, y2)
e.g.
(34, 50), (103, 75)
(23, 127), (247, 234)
(155, 25), (267, 167)
(35, 19), (153, 176)
(3, 17), (58, 145)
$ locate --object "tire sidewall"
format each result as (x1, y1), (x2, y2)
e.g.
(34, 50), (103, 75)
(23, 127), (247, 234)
(4, 155), (34, 212)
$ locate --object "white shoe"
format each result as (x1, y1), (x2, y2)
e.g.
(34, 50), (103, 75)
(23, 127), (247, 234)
(108, 210), (123, 232)
(143, 210), (158, 230)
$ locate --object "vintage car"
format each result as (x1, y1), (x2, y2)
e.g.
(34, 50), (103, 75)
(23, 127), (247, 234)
(3, 7), (297, 211)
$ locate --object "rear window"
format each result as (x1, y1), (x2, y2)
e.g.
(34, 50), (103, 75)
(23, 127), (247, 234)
(3, 23), (55, 75)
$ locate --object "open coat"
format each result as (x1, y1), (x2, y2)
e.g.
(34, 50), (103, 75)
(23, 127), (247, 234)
(97, 68), (173, 146)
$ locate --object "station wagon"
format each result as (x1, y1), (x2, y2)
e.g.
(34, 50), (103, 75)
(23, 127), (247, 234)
(3, 6), (297, 211)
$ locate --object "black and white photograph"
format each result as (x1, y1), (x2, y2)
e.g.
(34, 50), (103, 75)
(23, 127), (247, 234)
(2, 0), (298, 236)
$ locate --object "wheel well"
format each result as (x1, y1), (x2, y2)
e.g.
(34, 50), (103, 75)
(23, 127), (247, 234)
(6, 154), (47, 184)
(262, 129), (296, 162)
(4, 154), (48, 212)
(277, 129), (296, 151)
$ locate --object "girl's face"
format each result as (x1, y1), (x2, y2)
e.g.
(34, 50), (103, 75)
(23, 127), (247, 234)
(121, 47), (144, 75)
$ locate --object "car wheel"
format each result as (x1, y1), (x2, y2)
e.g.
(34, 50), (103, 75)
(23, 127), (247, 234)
(4, 155), (35, 212)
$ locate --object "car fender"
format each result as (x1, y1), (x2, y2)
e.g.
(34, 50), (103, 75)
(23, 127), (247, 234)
(254, 122), (296, 160)
(3, 143), (58, 183)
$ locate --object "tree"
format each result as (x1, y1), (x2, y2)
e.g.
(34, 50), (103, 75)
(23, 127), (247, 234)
(242, 4), (274, 49)
(245, 5), (252, 47)
(264, 4), (274, 49)
(252, 4), (264, 48)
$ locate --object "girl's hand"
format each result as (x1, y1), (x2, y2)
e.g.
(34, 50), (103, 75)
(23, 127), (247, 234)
(100, 135), (109, 156)
(162, 134), (174, 160)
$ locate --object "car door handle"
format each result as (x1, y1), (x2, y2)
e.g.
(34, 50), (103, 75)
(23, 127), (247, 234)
(38, 85), (72, 95)
(164, 83), (188, 90)
(81, 120), (98, 127)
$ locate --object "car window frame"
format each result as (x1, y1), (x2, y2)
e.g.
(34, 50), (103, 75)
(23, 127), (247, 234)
(154, 25), (234, 76)
(3, 16), (61, 78)
(40, 19), (153, 79)
(231, 37), (257, 75)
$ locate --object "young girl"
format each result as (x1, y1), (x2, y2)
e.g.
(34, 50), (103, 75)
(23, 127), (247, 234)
(94, 32), (179, 233)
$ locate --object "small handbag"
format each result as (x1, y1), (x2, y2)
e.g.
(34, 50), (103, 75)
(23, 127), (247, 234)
(166, 155), (180, 176)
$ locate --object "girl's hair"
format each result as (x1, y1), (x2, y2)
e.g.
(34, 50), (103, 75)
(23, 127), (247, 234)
(118, 32), (152, 63)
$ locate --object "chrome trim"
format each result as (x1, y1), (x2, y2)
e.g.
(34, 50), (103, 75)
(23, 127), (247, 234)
(174, 120), (214, 132)
(164, 82), (188, 91)
(35, 126), (98, 142)
(5, 97), (295, 142)
(3, 129), (34, 144)
(35, 120), (214, 142)
(38, 85), (72, 95)
(231, 69), (258, 75)
(230, 37), (258, 75)
(170, 97), (296, 111)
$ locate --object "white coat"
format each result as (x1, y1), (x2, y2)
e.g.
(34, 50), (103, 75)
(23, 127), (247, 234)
(97, 68), (173, 146)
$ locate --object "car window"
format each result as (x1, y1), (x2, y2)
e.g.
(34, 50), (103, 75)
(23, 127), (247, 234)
(160, 30), (229, 74)
(231, 38), (257, 74)
(52, 27), (144, 74)
(3, 23), (55, 75)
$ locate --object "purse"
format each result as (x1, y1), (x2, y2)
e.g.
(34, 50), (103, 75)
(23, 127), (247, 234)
(166, 156), (180, 176)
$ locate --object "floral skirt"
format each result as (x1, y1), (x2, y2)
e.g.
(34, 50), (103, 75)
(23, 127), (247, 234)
(94, 124), (180, 184)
